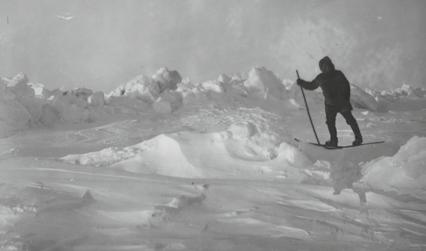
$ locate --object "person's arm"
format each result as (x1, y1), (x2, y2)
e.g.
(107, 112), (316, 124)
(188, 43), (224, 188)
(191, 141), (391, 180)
(297, 75), (321, 90)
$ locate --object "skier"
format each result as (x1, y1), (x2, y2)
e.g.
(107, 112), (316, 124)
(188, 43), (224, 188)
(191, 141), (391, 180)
(297, 56), (362, 147)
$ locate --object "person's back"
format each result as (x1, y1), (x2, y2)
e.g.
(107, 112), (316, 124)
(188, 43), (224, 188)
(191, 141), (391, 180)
(316, 69), (352, 111)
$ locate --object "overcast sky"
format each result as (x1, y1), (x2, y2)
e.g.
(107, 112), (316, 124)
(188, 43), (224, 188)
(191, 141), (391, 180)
(0, 0), (425, 91)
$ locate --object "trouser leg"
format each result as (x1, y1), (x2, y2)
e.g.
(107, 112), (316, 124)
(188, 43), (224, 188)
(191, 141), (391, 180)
(341, 110), (362, 140)
(325, 106), (338, 141)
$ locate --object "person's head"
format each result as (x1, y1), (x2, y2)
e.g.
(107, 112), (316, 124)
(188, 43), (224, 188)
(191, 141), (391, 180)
(319, 56), (335, 73)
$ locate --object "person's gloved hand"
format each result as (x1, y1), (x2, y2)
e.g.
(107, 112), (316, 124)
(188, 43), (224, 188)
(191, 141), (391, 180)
(297, 78), (303, 86)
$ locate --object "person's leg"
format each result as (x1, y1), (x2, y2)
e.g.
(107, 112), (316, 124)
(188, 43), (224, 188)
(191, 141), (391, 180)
(325, 105), (338, 146)
(341, 110), (363, 145)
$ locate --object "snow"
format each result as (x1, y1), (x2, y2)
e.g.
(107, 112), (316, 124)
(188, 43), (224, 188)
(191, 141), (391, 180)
(0, 82), (31, 137)
(28, 82), (48, 98)
(6, 72), (29, 89)
(358, 136), (426, 197)
(61, 128), (306, 180)
(350, 83), (381, 111)
(381, 83), (426, 98)
(153, 90), (183, 114)
(217, 73), (231, 84)
(108, 74), (161, 103)
(1, 67), (426, 250)
(199, 80), (225, 93)
(39, 103), (61, 126)
(152, 67), (182, 92)
(87, 91), (105, 106)
(243, 67), (286, 100)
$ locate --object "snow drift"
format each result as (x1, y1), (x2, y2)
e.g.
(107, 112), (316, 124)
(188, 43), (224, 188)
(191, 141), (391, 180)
(61, 127), (308, 181)
(358, 136), (426, 197)
(62, 133), (203, 178)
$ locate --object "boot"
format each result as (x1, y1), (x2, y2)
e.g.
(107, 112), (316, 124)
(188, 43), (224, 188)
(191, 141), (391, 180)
(325, 138), (338, 148)
(349, 121), (363, 146)
(352, 137), (363, 146)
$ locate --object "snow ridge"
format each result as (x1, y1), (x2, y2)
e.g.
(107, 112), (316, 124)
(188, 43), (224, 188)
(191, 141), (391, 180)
(1, 68), (425, 137)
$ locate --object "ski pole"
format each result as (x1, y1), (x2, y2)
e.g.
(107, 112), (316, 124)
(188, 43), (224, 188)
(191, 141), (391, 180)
(296, 70), (320, 144)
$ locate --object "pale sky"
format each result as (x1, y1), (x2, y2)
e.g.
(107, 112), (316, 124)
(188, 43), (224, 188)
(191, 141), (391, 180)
(0, 0), (425, 91)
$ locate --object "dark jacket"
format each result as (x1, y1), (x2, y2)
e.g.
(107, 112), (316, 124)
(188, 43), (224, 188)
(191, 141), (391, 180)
(299, 69), (352, 111)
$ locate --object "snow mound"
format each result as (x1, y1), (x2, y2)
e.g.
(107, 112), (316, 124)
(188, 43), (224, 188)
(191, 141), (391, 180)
(5, 73), (47, 123)
(108, 134), (203, 178)
(224, 122), (281, 161)
(48, 90), (91, 123)
(350, 84), (381, 111)
(243, 67), (286, 99)
(106, 68), (184, 114)
(0, 82), (31, 136)
(62, 134), (203, 178)
(176, 79), (225, 106)
(108, 68), (182, 105)
(359, 136), (426, 196)
(108, 74), (160, 103)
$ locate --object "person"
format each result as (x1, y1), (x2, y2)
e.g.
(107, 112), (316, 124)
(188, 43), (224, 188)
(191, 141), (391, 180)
(297, 56), (362, 147)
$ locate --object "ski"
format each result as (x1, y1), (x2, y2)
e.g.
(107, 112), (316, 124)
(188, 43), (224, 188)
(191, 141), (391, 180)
(294, 138), (385, 150)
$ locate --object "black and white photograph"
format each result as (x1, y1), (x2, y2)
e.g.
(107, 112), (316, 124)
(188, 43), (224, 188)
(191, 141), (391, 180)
(0, 0), (425, 250)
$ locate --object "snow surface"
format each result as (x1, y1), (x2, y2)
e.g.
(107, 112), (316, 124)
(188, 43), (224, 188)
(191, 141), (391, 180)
(1, 67), (426, 250)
